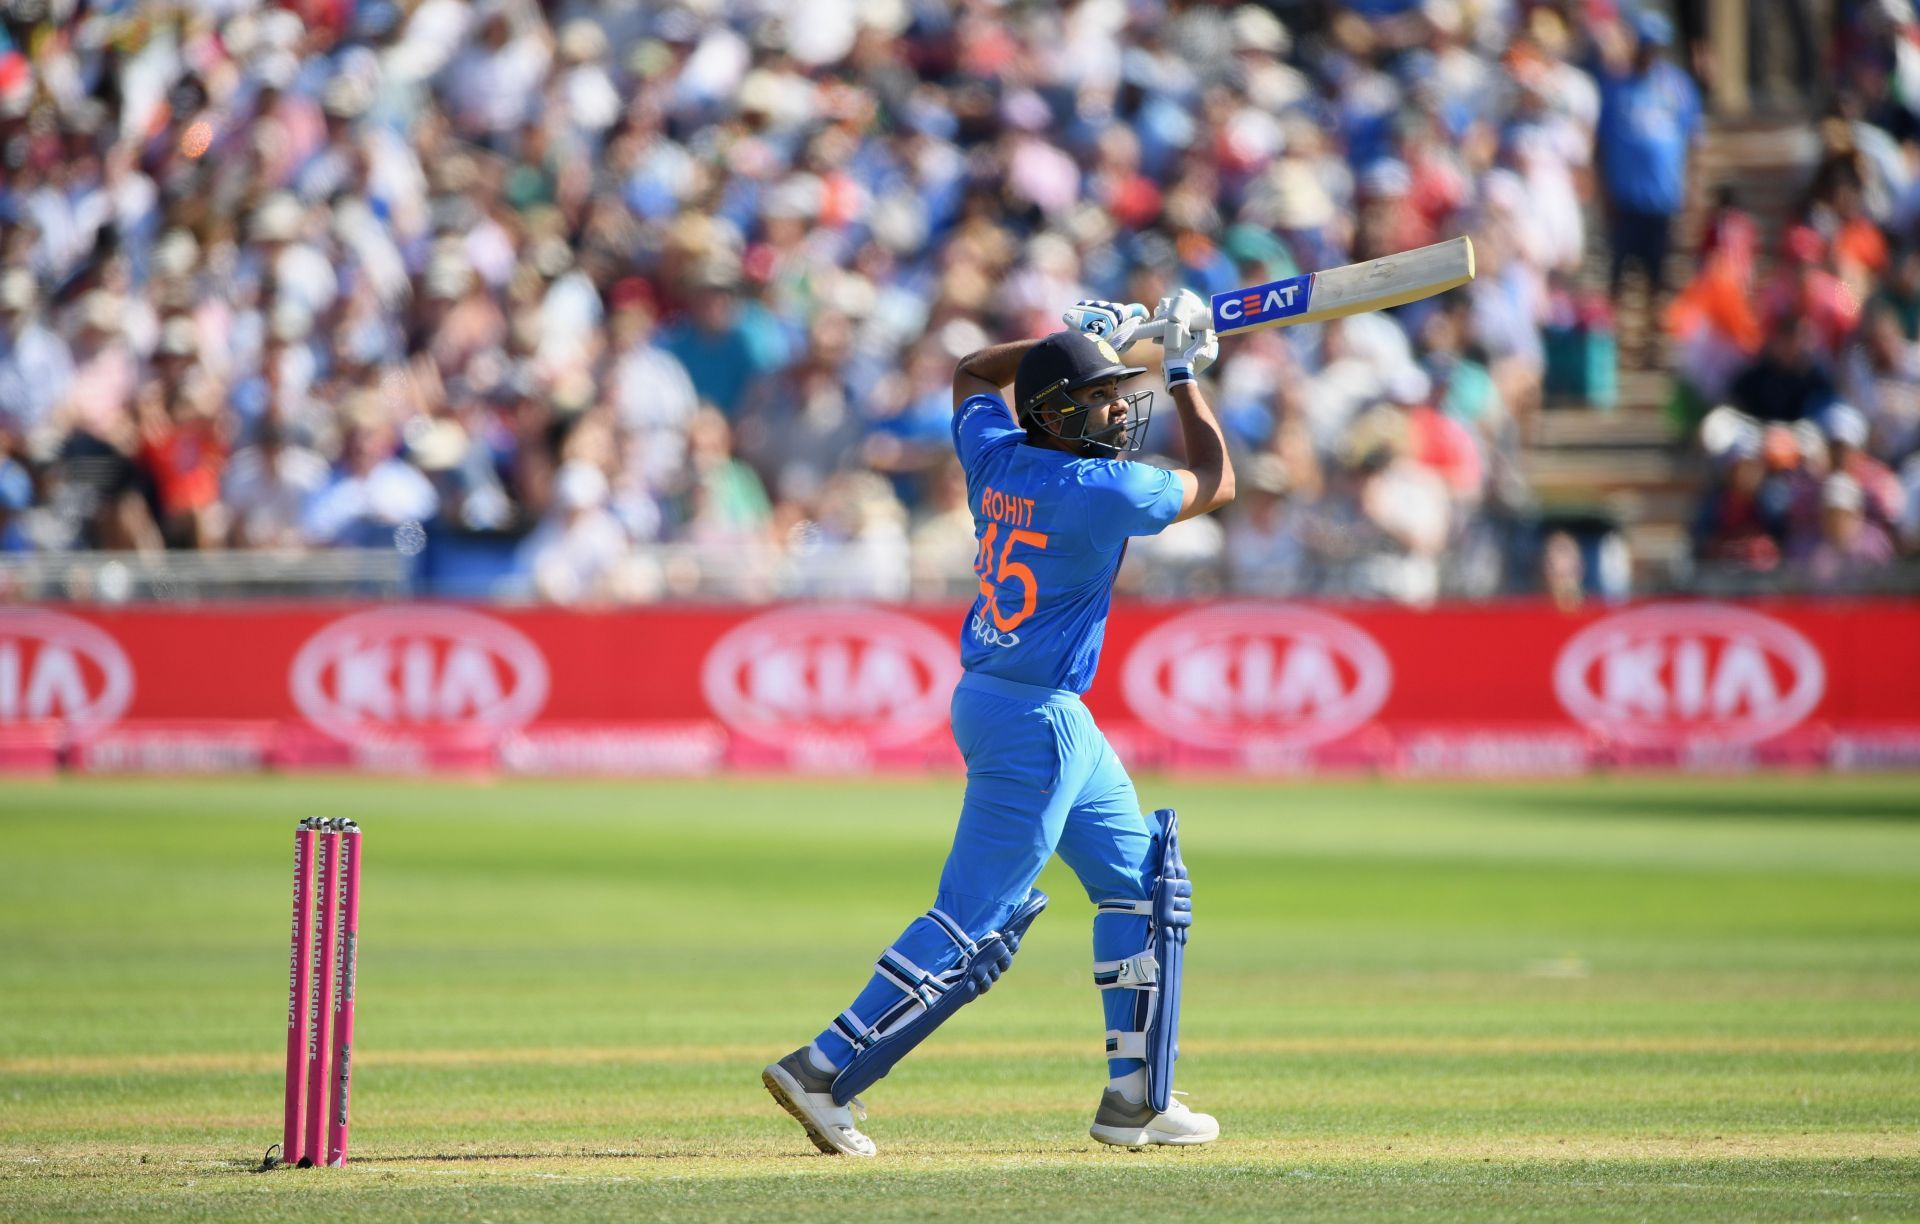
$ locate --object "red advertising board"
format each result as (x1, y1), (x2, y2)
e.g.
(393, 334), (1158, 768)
(1, 599), (1917, 776)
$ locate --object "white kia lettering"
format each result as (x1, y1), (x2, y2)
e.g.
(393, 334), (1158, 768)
(702, 606), (960, 747)
(0, 610), (134, 731)
(1121, 604), (1391, 749)
(290, 607), (549, 742)
(1553, 604), (1823, 745)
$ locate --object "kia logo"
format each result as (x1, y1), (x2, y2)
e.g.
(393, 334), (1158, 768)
(701, 606), (960, 746)
(1553, 604), (1824, 745)
(0, 609), (133, 732)
(1121, 604), (1392, 748)
(290, 607), (550, 742)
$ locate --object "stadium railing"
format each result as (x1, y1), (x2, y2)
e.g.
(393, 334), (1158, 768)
(0, 549), (412, 603)
(5, 543), (1915, 605)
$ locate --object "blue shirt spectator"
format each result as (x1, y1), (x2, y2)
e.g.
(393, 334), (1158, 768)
(658, 273), (791, 418)
(1596, 18), (1701, 218)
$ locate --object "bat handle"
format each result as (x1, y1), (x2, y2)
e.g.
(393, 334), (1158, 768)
(1132, 319), (1171, 342)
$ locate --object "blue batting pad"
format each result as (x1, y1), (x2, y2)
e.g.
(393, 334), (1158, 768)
(1146, 809), (1189, 1113)
(830, 890), (1047, 1105)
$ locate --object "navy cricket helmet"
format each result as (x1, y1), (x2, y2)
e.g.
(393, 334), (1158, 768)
(1013, 330), (1153, 457)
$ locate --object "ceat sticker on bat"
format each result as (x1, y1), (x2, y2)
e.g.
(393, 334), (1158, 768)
(1211, 273), (1316, 333)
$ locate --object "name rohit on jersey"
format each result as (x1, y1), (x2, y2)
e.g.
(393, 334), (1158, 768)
(980, 486), (1037, 528)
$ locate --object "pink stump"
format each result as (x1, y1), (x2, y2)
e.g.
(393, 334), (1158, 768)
(327, 822), (362, 1167)
(301, 821), (341, 1167)
(281, 820), (315, 1165)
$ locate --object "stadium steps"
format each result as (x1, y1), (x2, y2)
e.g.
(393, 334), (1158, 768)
(1523, 118), (1819, 587)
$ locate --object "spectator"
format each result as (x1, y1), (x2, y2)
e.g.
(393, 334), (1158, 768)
(736, 311), (865, 504)
(658, 256), (789, 419)
(440, 6), (552, 146)
(1343, 409), (1451, 606)
(677, 408), (772, 546)
(0, 455), (31, 553)
(608, 281), (699, 498)
(519, 460), (634, 606)
(1795, 473), (1895, 588)
(58, 293), (140, 452)
(410, 417), (515, 533)
(224, 422), (330, 549)
(1869, 247), (1920, 341)
(1820, 404), (1908, 531)
(1728, 318), (1837, 424)
(303, 414), (440, 547)
(1693, 440), (1785, 573)
(1541, 530), (1586, 610)
(135, 373), (229, 549)
(1840, 303), (1920, 462)
(0, 270), (73, 445)
(1694, 186), (1760, 276)
(1667, 190), (1764, 405)
(861, 334), (970, 509)
(1397, 367), (1484, 505)
(791, 471), (911, 600)
(1594, 9), (1700, 350)
(1901, 454), (1920, 552)
(908, 459), (977, 600)
(1758, 225), (1861, 357)
(1224, 452), (1310, 595)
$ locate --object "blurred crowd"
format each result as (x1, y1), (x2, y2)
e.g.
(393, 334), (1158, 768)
(1673, 0), (1920, 591)
(0, 0), (1710, 604)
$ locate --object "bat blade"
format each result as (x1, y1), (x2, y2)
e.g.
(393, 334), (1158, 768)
(1139, 236), (1476, 342)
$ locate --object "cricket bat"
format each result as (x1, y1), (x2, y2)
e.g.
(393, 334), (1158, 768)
(1135, 236), (1476, 341)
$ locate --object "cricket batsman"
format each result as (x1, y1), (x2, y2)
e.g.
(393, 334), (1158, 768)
(763, 291), (1234, 1155)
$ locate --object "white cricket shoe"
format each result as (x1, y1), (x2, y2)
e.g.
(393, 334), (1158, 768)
(762, 1048), (877, 1157)
(1089, 1088), (1220, 1147)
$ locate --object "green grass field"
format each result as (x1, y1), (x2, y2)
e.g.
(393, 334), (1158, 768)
(2, 775), (1917, 1221)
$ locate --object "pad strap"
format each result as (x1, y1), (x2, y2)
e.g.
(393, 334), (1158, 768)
(834, 906), (984, 1049)
(925, 907), (979, 957)
(1092, 952), (1159, 990)
(1105, 1029), (1148, 1060)
(875, 948), (949, 1007)
(832, 1008), (876, 1051)
(1097, 898), (1153, 916)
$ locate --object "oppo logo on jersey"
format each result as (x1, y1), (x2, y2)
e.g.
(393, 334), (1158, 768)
(0, 609), (134, 732)
(702, 606), (960, 746)
(1120, 604), (1391, 748)
(290, 606), (551, 742)
(1552, 604), (1825, 745)
(1211, 274), (1314, 331)
(969, 612), (1018, 649)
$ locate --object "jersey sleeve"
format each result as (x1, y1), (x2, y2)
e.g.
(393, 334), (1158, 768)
(1083, 460), (1185, 550)
(952, 393), (1022, 472)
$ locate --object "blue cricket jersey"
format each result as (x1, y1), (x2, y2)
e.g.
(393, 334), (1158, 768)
(1596, 61), (1700, 216)
(951, 392), (1185, 693)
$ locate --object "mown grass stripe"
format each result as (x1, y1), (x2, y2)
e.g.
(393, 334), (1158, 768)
(6, 1033), (1919, 1077)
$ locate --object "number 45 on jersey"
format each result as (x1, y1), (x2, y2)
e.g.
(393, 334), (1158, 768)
(974, 524), (1048, 634)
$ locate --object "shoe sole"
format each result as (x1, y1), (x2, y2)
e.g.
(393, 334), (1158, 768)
(1090, 1122), (1219, 1148)
(762, 1064), (873, 1157)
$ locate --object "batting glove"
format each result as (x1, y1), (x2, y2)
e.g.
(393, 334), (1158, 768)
(1155, 289), (1218, 388)
(1062, 299), (1149, 352)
